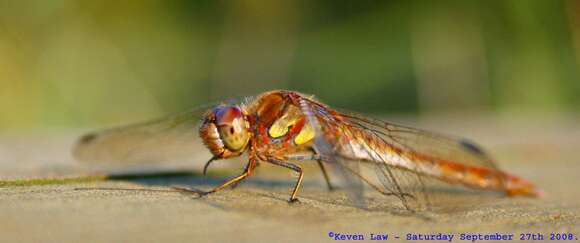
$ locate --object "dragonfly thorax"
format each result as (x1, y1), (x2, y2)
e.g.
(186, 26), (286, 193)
(199, 105), (251, 159)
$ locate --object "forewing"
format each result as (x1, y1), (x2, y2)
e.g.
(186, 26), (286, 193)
(72, 105), (215, 165)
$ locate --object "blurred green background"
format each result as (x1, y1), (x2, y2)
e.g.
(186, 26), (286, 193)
(1, 0), (579, 129)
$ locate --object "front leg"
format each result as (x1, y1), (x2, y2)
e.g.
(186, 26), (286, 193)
(174, 157), (257, 197)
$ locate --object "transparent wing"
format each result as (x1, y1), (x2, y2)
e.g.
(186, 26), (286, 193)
(367, 161), (495, 212)
(72, 104), (216, 165)
(339, 113), (498, 170)
(297, 97), (365, 208)
(340, 112), (504, 211)
(301, 99), (500, 211)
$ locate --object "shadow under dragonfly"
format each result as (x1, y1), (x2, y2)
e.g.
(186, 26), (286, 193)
(72, 169), (501, 217)
(75, 169), (320, 196)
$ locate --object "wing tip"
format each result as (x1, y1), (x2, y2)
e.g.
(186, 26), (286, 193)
(77, 132), (98, 145)
(458, 139), (486, 156)
(71, 132), (100, 163)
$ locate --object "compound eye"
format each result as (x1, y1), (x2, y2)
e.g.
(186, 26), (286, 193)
(214, 106), (250, 152)
(218, 125), (247, 151)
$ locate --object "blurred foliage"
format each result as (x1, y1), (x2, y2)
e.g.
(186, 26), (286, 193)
(0, 0), (579, 129)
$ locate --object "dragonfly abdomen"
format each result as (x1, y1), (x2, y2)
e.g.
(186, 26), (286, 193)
(431, 160), (540, 197)
(337, 128), (540, 197)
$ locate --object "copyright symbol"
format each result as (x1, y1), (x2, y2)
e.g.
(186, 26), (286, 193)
(328, 231), (334, 238)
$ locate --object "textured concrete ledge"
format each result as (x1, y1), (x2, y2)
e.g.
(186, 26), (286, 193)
(1, 116), (579, 242)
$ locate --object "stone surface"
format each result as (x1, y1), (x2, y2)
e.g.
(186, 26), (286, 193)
(1, 116), (579, 242)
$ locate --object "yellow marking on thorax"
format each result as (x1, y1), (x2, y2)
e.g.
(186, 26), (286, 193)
(294, 124), (314, 145)
(268, 104), (315, 145)
(268, 114), (298, 138)
(268, 104), (302, 138)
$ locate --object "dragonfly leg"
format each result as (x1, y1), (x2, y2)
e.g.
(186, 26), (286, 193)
(172, 171), (250, 197)
(341, 165), (415, 200)
(316, 160), (334, 191)
(209, 172), (249, 192)
(229, 161), (260, 189)
(174, 158), (256, 197)
(265, 158), (303, 203)
(209, 157), (258, 192)
(171, 186), (209, 196)
(285, 154), (334, 191)
(202, 156), (218, 176)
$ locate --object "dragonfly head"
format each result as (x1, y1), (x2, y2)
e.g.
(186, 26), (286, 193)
(199, 105), (251, 159)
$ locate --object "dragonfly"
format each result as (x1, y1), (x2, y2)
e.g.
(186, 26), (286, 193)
(73, 90), (541, 211)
